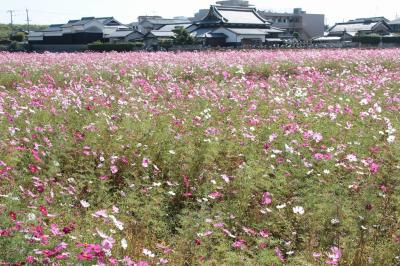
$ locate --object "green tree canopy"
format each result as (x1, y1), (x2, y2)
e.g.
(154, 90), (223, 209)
(172, 26), (194, 45)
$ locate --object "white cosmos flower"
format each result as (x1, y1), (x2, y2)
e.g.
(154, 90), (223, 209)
(143, 248), (155, 258)
(276, 203), (287, 209)
(331, 218), (340, 225)
(121, 238), (128, 250)
(27, 213), (36, 221)
(109, 215), (124, 231)
(293, 206), (305, 215)
(80, 200), (90, 208)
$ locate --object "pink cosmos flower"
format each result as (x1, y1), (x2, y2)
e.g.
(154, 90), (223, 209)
(313, 153), (325, 160)
(123, 256), (134, 266)
(136, 261), (150, 266)
(102, 237), (115, 250)
(99, 175), (109, 181)
(369, 163), (379, 173)
(326, 246), (341, 265)
(232, 239), (246, 249)
(259, 229), (270, 238)
(26, 256), (35, 263)
(110, 165), (118, 174)
(28, 164), (39, 173)
(50, 224), (62, 236)
(55, 253), (70, 260)
(208, 191), (223, 199)
(142, 158), (150, 168)
(39, 205), (48, 216)
(261, 192), (272, 205)
(92, 209), (108, 218)
(275, 247), (285, 262)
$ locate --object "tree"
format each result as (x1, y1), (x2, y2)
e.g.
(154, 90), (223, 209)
(172, 26), (194, 45)
(10, 32), (26, 42)
(292, 32), (300, 40)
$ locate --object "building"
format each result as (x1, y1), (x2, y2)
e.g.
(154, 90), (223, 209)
(389, 18), (400, 33)
(104, 29), (144, 43)
(327, 17), (391, 40)
(135, 16), (191, 34)
(192, 0), (252, 22)
(216, 0), (252, 7)
(144, 23), (192, 46)
(189, 5), (284, 46)
(28, 17), (128, 45)
(259, 8), (324, 40)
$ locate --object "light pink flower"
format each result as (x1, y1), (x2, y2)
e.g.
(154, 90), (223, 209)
(110, 165), (118, 174)
(261, 192), (272, 205)
(142, 158), (150, 168)
(259, 229), (270, 238)
(208, 191), (223, 199)
(232, 239), (246, 249)
(326, 246), (341, 265)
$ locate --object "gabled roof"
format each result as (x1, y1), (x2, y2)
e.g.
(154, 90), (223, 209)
(105, 30), (144, 38)
(349, 17), (389, 23)
(146, 30), (176, 38)
(60, 17), (124, 28)
(225, 28), (269, 35)
(197, 5), (270, 25)
(145, 18), (191, 25)
(329, 20), (390, 34)
(389, 18), (400, 25)
(330, 22), (379, 33)
(157, 23), (192, 31)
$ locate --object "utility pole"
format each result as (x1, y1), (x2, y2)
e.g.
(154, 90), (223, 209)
(7, 10), (15, 31)
(26, 9), (31, 34)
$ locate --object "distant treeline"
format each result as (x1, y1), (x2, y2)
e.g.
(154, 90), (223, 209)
(0, 24), (47, 40)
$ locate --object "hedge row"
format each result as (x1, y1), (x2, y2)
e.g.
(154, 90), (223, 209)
(382, 36), (400, 43)
(352, 35), (381, 44)
(352, 36), (400, 44)
(88, 42), (144, 52)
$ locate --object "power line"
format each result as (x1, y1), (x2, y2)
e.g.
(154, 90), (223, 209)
(7, 10), (15, 29)
(26, 9), (30, 33)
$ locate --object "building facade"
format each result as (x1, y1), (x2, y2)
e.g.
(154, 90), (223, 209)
(135, 16), (191, 34)
(389, 18), (400, 33)
(28, 17), (128, 45)
(189, 5), (284, 46)
(259, 8), (324, 40)
(327, 17), (391, 40)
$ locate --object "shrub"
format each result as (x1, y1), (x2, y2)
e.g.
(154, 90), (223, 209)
(10, 32), (26, 42)
(382, 36), (400, 43)
(159, 39), (173, 49)
(353, 35), (381, 44)
(130, 41), (144, 48)
(0, 38), (11, 45)
(8, 41), (19, 51)
(88, 42), (142, 52)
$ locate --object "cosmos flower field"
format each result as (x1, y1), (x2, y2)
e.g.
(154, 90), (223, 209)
(0, 49), (399, 265)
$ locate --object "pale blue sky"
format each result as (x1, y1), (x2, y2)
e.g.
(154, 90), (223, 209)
(0, 0), (399, 26)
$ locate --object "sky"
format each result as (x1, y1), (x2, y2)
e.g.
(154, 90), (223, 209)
(0, 0), (399, 26)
